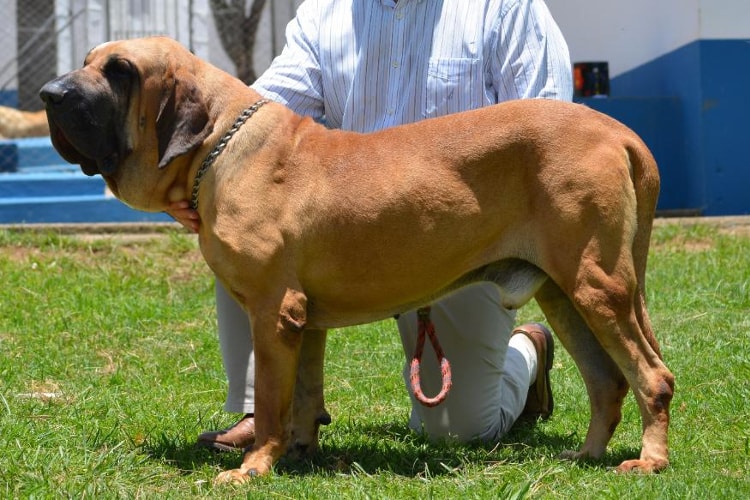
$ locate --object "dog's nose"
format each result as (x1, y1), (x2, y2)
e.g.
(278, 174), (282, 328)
(39, 80), (68, 106)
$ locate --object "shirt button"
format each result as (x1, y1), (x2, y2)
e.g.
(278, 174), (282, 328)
(396, 11), (405, 20)
(391, 61), (400, 68)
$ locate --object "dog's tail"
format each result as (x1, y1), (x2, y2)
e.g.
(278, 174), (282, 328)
(628, 137), (662, 358)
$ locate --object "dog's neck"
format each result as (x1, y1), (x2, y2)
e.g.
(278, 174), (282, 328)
(190, 99), (270, 210)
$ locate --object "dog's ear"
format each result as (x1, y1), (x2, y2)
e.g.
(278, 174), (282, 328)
(155, 78), (213, 168)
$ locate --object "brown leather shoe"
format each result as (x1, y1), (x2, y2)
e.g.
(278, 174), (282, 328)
(196, 413), (255, 451)
(512, 323), (554, 420)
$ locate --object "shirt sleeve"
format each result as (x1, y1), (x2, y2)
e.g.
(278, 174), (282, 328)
(491, 0), (573, 102)
(250, 0), (326, 119)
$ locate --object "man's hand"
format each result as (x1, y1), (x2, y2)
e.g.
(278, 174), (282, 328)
(166, 200), (201, 233)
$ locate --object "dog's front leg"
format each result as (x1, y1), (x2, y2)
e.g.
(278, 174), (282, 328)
(289, 328), (330, 458)
(215, 288), (308, 484)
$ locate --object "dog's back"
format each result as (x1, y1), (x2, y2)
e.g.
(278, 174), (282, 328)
(0, 106), (49, 138)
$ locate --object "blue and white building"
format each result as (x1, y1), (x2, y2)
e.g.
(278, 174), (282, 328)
(548, 0), (750, 216)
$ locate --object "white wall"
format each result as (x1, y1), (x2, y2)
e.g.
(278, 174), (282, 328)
(699, 0), (750, 39)
(546, 0), (750, 78)
(545, 0), (699, 77)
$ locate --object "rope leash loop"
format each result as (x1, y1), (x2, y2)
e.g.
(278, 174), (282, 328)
(409, 306), (452, 407)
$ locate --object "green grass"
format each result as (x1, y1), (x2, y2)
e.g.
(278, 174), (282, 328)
(0, 222), (748, 498)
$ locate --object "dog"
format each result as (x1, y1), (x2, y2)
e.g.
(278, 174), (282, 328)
(40, 37), (674, 483)
(0, 105), (49, 139)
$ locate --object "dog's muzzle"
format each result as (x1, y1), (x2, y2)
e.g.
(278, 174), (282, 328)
(40, 77), (120, 176)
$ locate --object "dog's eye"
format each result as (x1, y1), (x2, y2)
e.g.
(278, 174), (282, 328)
(105, 58), (134, 81)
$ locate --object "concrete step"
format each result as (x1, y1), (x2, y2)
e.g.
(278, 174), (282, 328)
(1, 137), (67, 172)
(0, 137), (171, 224)
(0, 171), (104, 198)
(0, 194), (171, 224)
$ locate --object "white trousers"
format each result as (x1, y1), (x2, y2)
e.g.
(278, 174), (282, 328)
(215, 280), (535, 442)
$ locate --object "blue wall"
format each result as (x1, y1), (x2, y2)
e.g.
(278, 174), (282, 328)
(576, 96), (687, 213)
(593, 39), (750, 216)
(699, 40), (750, 216)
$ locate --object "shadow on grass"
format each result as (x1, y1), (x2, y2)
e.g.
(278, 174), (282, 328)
(142, 418), (640, 478)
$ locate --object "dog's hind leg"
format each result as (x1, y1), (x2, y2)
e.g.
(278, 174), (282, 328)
(289, 328), (331, 458)
(535, 279), (629, 461)
(566, 261), (673, 473)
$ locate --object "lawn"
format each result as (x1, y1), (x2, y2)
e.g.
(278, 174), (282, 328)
(0, 220), (748, 498)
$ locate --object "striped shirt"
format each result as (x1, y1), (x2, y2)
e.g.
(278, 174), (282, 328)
(252, 0), (572, 132)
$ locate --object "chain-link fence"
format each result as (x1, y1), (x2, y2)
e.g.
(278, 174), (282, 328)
(1, 0), (202, 172)
(0, 0), (300, 222)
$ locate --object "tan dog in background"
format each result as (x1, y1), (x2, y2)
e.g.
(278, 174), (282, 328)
(0, 105), (49, 138)
(40, 37), (674, 483)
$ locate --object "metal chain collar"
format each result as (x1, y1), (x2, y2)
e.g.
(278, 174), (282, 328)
(189, 99), (270, 210)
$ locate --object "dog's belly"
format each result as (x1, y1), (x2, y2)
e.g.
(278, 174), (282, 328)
(304, 258), (549, 329)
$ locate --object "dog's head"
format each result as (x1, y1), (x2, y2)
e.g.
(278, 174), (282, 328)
(39, 36), (214, 210)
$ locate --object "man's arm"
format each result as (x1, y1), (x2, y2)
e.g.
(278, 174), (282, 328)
(251, 0), (326, 118)
(491, 0), (573, 102)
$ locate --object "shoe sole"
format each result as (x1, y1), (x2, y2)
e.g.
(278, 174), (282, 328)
(195, 439), (245, 452)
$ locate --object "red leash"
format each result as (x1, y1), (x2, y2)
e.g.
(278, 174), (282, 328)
(409, 306), (452, 407)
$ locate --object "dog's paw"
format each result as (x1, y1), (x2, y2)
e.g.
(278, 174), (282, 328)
(214, 467), (267, 485)
(287, 438), (320, 459)
(615, 458), (668, 474)
(557, 449), (605, 467)
(557, 449), (585, 461)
